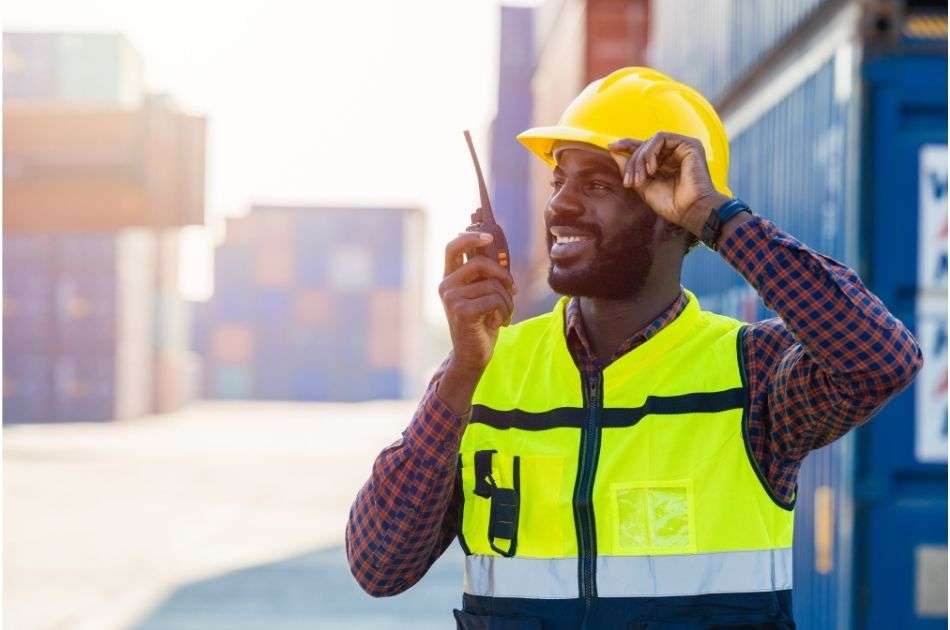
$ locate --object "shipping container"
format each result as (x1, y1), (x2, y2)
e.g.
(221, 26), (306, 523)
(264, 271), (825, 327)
(2, 230), (156, 423)
(3, 96), (206, 232)
(650, 0), (830, 104)
(649, 1), (947, 627)
(3, 32), (144, 107)
(202, 205), (426, 401)
(491, 6), (536, 323)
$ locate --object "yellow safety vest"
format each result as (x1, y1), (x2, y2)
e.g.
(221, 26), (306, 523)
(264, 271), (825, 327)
(457, 290), (794, 603)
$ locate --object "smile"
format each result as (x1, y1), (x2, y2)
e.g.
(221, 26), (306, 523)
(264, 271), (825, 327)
(554, 235), (590, 244)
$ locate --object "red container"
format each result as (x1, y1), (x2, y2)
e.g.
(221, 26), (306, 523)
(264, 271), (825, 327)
(367, 289), (402, 369)
(293, 290), (332, 325)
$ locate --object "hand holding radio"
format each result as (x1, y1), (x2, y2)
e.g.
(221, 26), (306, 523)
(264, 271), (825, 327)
(440, 231), (516, 380)
(437, 131), (516, 399)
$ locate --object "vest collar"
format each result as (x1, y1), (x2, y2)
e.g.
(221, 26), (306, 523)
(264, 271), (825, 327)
(549, 288), (706, 377)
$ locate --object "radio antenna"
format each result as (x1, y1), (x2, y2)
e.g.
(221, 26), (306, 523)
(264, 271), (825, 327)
(463, 130), (495, 223)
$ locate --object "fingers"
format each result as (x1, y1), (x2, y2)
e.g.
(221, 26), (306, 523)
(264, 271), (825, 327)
(444, 231), (493, 277)
(443, 279), (514, 327)
(440, 250), (515, 296)
(445, 278), (513, 315)
(465, 293), (512, 329)
(610, 133), (704, 189)
(608, 138), (639, 183)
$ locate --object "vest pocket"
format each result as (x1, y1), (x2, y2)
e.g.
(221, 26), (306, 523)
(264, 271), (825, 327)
(471, 449), (521, 557)
(612, 479), (696, 554)
(461, 450), (567, 557)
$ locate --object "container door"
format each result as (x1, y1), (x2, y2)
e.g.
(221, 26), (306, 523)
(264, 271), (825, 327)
(859, 54), (948, 629)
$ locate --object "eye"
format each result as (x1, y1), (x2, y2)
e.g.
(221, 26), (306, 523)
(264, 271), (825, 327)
(588, 180), (611, 192)
(550, 179), (564, 190)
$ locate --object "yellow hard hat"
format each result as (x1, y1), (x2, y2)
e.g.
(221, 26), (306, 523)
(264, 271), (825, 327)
(517, 67), (732, 196)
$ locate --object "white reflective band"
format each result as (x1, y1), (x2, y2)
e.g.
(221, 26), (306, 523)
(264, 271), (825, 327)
(464, 548), (793, 599)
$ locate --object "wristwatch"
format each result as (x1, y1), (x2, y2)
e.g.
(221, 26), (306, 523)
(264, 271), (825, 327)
(699, 198), (752, 251)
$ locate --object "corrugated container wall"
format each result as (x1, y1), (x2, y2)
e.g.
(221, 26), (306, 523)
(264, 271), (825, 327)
(203, 206), (425, 402)
(652, 0), (948, 627)
(3, 231), (156, 423)
(490, 6), (535, 321)
(3, 32), (144, 107)
(649, 0), (831, 102)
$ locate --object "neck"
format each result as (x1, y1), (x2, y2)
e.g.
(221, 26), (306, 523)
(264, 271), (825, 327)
(577, 279), (682, 363)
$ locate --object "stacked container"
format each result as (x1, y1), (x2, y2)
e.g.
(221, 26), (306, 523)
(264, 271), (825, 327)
(4, 232), (155, 422)
(3, 32), (144, 107)
(649, 1), (947, 627)
(3, 32), (206, 423)
(491, 6), (536, 322)
(203, 206), (425, 402)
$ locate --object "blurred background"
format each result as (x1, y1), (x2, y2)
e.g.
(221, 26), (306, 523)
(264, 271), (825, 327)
(2, 0), (947, 628)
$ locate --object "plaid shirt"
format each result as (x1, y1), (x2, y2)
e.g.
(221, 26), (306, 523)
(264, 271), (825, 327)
(346, 215), (923, 596)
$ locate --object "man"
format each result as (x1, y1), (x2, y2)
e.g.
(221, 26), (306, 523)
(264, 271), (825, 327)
(346, 68), (922, 628)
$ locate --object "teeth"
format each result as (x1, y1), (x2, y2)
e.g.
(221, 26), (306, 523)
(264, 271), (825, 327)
(555, 235), (587, 244)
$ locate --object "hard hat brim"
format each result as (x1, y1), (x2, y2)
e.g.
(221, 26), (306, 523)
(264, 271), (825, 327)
(517, 126), (621, 169)
(518, 124), (733, 197)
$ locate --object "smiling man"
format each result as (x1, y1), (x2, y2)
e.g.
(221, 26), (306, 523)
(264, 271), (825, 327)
(346, 68), (922, 629)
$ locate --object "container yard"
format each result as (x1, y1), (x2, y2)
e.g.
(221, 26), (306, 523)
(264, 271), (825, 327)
(3, 3), (945, 629)
(3, 32), (206, 423)
(199, 205), (426, 402)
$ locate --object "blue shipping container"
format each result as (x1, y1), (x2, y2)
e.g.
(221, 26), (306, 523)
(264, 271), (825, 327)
(650, 0), (831, 103)
(674, 20), (947, 630)
(855, 53), (947, 629)
(490, 5), (535, 273)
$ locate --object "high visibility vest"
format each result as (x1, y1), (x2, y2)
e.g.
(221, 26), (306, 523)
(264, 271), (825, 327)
(456, 290), (796, 628)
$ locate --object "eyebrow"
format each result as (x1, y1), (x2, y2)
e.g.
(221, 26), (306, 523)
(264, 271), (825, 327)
(553, 163), (621, 179)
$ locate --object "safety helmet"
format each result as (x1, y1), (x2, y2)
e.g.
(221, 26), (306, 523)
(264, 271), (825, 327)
(517, 67), (732, 196)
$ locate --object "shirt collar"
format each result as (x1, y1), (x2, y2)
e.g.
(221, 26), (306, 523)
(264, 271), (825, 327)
(564, 288), (689, 366)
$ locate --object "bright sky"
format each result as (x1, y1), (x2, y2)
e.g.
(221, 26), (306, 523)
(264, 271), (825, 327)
(6, 0), (543, 323)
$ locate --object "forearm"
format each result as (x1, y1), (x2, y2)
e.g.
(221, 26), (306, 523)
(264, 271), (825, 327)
(345, 362), (468, 596)
(720, 214), (922, 448)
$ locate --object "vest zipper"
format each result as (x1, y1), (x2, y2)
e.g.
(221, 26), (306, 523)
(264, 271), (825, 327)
(574, 370), (602, 611)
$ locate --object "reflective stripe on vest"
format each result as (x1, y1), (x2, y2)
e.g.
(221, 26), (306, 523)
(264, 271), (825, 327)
(464, 548), (793, 599)
(458, 290), (795, 603)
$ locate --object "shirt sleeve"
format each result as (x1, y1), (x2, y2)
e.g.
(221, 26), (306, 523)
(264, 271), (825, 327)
(718, 215), (923, 502)
(345, 356), (468, 596)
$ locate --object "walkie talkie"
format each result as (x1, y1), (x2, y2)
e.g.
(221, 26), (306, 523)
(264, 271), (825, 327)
(463, 130), (511, 273)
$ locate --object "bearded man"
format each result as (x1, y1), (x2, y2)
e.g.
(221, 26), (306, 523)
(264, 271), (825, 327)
(345, 67), (922, 629)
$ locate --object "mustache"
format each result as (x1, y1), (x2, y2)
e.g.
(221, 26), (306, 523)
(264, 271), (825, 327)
(546, 222), (602, 241)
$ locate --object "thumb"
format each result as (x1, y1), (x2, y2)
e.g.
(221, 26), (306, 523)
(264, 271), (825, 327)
(609, 151), (629, 179)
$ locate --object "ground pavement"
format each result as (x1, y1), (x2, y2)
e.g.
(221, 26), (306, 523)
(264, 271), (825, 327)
(4, 401), (463, 630)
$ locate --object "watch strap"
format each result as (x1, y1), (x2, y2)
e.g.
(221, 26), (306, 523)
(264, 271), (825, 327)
(700, 198), (751, 250)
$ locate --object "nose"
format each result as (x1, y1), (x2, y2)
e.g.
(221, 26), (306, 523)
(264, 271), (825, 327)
(547, 180), (584, 221)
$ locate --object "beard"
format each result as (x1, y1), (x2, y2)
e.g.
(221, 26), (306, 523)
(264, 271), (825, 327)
(547, 208), (657, 300)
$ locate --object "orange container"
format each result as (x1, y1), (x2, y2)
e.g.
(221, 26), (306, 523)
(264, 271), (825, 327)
(211, 324), (254, 364)
(3, 100), (205, 231)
